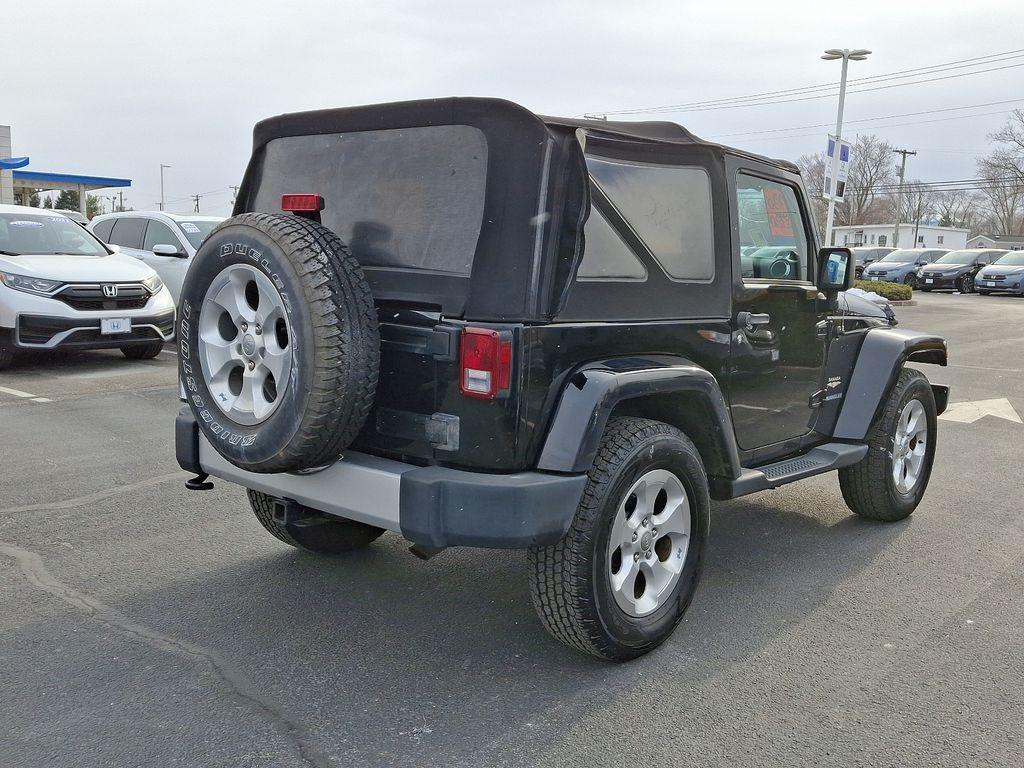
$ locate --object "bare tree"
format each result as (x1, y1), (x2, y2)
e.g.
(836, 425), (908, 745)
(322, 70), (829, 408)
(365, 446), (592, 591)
(840, 134), (896, 226)
(796, 152), (827, 234)
(934, 189), (979, 229)
(797, 134), (895, 235)
(989, 109), (1024, 187)
(976, 156), (1023, 234)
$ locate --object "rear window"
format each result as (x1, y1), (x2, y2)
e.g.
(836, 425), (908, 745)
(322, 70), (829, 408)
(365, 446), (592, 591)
(587, 156), (714, 281)
(251, 125), (488, 276)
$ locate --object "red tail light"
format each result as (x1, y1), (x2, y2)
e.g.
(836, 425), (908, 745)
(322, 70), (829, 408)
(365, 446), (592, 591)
(281, 194), (324, 212)
(460, 328), (512, 399)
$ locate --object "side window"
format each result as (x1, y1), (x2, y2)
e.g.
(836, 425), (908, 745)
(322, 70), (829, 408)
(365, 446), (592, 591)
(91, 219), (115, 241)
(586, 156), (714, 281)
(736, 174), (809, 281)
(576, 207), (646, 281)
(879, 234), (887, 246)
(108, 218), (146, 249)
(143, 220), (182, 252)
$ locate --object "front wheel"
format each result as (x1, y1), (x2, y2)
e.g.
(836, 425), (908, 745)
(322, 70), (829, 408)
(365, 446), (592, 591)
(903, 273), (918, 289)
(957, 274), (975, 293)
(839, 369), (937, 522)
(528, 417), (710, 661)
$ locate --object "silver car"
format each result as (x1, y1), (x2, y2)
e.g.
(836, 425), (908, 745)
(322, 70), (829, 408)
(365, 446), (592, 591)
(861, 248), (947, 288)
(976, 250), (1024, 295)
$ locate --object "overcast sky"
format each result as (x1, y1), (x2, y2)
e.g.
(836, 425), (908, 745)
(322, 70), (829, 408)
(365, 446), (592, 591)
(5, 0), (1023, 216)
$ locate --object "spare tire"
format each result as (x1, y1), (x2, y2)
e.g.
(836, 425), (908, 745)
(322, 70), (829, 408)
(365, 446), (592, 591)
(177, 212), (379, 473)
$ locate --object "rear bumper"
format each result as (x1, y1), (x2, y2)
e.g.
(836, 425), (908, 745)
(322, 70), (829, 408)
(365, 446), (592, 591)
(176, 409), (587, 549)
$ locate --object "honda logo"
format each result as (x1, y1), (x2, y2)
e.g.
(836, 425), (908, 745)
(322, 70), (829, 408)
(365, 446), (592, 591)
(102, 284), (118, 298)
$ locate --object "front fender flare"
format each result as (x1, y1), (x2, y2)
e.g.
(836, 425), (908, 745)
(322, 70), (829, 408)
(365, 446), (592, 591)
(536, 355), (743, 480)
(833, 327), (947, 441)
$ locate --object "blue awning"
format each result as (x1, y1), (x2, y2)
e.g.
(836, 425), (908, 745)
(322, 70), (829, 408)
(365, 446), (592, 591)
(13, 170), (131, 188)
(0, 156), (30, 170)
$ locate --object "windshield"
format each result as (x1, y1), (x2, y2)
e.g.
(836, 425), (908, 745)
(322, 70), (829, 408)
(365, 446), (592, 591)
(878, 249), (922, 263)
(176, 220), (221, 249)
(0, 212), (109, 256)
(935, 250), (978, 264)
(992, 251), (1024, 266)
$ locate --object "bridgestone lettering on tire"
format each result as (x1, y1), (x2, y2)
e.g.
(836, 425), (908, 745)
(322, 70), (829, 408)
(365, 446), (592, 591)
(178, 212), (379, 473)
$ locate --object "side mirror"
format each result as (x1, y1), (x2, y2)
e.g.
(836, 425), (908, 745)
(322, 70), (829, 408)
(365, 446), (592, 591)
(107, 243), (121, 254)
(817, 247), (855, 294)
(152, 243), (186, 258)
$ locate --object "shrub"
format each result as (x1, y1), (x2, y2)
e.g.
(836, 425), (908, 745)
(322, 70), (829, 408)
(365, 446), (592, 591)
(853, 280), (913, 301)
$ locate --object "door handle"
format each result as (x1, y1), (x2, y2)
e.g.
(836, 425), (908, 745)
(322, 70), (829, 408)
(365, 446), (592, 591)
(735, 311), (770, 330)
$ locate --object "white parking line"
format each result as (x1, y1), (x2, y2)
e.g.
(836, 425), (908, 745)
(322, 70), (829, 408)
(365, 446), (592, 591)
(0, 386), (52, 403)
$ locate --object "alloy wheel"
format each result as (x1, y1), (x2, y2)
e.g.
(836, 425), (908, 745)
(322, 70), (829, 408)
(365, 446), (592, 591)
(607, 469), (691, 617)
(892, 399), (928, 494)
(197, 264), (293, 426)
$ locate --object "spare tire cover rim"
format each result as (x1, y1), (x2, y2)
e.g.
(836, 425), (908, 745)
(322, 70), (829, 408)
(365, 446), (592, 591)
(197, 263), (293, 426)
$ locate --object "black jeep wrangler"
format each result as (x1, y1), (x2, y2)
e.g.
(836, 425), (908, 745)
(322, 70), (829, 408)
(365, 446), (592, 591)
(175, 98), (948, 661)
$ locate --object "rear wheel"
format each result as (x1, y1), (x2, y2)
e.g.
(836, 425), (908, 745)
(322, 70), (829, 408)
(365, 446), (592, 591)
(839, 369), (937, 522)
(247, 489), (385, 554)
(528, 417), (710, 661)
(121, 341), (164, 360)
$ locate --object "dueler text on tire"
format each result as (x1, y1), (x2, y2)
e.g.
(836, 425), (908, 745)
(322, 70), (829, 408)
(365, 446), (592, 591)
(528, 417), (710, 661)
(838, 368), (938, 522)
(178, 212), (379, 473)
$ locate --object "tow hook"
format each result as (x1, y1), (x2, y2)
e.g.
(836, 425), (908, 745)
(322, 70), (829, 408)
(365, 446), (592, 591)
(185, 473), (214, 491)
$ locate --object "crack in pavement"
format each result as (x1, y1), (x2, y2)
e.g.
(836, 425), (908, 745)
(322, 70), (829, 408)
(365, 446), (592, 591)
(1, 473), (189, 516)
(0, 541), (332, 768)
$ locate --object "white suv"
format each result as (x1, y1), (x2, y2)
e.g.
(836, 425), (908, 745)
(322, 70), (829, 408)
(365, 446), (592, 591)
(89, 211), (223, 302)
(0, 205), (175, 369)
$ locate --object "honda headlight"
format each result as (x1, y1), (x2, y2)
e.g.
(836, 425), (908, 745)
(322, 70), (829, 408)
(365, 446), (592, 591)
(0, 271), (64, 296)
(142, 274), (164, 294)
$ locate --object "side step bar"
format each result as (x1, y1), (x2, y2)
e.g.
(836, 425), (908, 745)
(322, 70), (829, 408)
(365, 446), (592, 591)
(718, 442), (869, 499)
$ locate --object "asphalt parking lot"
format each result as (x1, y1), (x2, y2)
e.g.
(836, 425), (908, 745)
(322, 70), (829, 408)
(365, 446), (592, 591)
(1, 292), (1022, 768)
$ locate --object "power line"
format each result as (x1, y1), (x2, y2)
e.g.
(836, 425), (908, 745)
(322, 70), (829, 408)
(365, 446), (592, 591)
(710, 98), (1024, 139)
(597, 49), (1024, 116)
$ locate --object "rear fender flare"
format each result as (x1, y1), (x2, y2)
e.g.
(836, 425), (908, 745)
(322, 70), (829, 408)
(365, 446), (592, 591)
(536, 355), (743, 480)
(833, 328), (947, 441)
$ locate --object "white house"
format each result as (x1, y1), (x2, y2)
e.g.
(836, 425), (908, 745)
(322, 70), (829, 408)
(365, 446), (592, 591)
(831, 224), (968, 250)
(965, 234), (1024, 250)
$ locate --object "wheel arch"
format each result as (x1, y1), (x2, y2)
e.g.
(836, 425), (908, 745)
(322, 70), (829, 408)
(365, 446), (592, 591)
(832, 327), (948, 441)
(536, 355), (743, 484)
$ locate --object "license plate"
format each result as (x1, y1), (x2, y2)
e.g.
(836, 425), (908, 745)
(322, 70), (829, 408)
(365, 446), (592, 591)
(101, 317), (131, 335)
(870, 276), (879, 281)
(985, 281), (996, 287)
(925, 279), (934, 284)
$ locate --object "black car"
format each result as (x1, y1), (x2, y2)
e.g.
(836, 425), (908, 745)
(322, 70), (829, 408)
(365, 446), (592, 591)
(918, 248), (1008, 293)
(174, 98), (948, 660)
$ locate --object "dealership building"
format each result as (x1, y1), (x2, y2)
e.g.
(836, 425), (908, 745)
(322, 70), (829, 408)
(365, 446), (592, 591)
(832, 223), (969, 250)
(0, 125), (130, 215)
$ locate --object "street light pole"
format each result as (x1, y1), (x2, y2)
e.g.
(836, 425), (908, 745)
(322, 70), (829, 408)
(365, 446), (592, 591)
(159, 164), (171, 211)
(821, 48), (870, 248)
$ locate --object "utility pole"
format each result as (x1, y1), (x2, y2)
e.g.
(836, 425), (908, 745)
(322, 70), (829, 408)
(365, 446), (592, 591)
(159, 163), (171, 211)
(117, 190), (124, 212)
(821, 48), (870, 247)
(192, 194), (201, 213)
(892, 148), (916, 248)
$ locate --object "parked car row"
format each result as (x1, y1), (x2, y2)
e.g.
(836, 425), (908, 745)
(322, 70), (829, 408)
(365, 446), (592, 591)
(0, 204), (177, 369)
(859, 247), (1020, 294)
(0, 205), (223, 369)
